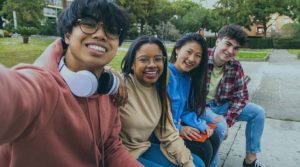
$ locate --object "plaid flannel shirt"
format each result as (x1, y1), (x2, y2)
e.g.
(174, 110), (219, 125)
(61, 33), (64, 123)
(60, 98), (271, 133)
(207, 48), (249, 127)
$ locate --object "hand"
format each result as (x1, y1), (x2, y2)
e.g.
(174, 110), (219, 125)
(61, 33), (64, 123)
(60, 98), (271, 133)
(110, 76), (128, 107)
(180, 126), (201, 141)
(205, 127), (214, 138)
(104, 68), (128, 107)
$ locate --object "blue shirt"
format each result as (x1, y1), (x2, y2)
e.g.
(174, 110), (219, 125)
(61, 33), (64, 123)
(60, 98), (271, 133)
(167, 63), (208, 132)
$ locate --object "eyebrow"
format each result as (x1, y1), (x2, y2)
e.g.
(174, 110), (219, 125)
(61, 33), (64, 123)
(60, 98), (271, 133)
(186, 48), (202, 54)
(224, 40), (240, 49)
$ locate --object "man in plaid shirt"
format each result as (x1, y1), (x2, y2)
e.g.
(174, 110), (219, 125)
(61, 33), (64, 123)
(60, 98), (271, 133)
(206, 25), (266, 167)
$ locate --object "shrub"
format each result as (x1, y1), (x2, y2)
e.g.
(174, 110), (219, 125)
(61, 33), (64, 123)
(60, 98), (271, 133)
(16, 26), (38, 44)
(273, 38), (300, 49)
(16, 26), (38, 36)
(3, 30), (12, 37)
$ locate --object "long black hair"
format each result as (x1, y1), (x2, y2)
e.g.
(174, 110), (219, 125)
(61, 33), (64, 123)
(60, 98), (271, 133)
(169, 32), (208, 117)
(121, 35), (169, 134)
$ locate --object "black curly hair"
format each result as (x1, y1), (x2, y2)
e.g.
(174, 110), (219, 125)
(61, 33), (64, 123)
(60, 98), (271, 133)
(56, 0), (129, 47)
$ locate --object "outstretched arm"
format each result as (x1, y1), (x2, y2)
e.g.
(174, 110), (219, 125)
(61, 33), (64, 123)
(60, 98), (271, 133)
(0, 65), (58, 143)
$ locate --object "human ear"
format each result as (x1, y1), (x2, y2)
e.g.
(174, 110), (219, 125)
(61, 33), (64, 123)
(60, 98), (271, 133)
(64, 33), (71, 44)
(215, 38), (220, 46)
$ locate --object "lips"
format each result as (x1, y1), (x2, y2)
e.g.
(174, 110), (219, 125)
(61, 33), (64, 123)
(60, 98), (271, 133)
(144, 71), (158, 79)
(184, 61), (195, 69)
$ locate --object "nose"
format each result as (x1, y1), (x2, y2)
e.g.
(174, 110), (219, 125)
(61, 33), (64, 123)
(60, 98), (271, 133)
(147, 58), (157, 67)
(92, 25), (107, 41)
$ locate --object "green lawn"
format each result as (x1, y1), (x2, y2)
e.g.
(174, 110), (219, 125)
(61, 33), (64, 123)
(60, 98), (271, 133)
(0, 37), (55, 67)
(288, 49), (300, 59)
(237, 49), (270, 60)
(0, 37), (128, 71)
(0, 37), (271, 71)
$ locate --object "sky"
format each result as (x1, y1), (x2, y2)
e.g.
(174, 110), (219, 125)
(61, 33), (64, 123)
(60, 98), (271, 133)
(197, 0), (218, 9)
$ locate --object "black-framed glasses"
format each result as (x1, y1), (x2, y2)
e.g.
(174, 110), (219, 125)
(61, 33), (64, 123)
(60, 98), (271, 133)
(76, 18), (122, 39)
(136, 56), (166, 65)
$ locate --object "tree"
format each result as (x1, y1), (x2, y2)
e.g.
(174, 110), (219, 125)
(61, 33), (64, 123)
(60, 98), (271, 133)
(175, 6), (209, 33)
(116, 0), (173, 35)
(213, 0), (293, 37)
(1, 0), (47, 28)
(0, 0), (6, 10)
(170, 0), (205, 33)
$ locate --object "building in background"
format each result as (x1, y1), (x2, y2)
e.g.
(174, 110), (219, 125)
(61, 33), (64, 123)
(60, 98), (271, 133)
(43, 0), (73, 22)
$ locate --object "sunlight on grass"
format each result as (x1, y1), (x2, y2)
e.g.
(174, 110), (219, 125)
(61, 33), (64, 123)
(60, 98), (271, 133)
(0, 38), (273, 70)
(0, 37), (54, 67)
(237, 52), (267, 59)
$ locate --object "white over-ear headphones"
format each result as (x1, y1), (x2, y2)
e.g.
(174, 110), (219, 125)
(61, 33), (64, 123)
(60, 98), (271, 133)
(58, 57), (119, 97)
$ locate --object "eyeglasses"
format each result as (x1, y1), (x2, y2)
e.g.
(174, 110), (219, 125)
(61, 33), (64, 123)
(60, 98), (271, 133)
(75, 18), (122, 39)
(136, 56), (166, 64)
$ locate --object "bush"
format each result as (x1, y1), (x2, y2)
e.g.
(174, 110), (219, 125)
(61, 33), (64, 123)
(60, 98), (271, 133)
(16, 26), (38, 36)
(39, 19), (57, 36)
(127, 26), (139, 40)
(244, 37), (274, 49)
(3, 30), (12, 37)
(206, 37), (217, 48)
(273, 38), (300, 49)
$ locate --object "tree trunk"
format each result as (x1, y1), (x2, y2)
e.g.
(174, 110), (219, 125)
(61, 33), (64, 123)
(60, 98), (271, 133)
(22, 36), (29, 44)
(263, 24), (267, 38)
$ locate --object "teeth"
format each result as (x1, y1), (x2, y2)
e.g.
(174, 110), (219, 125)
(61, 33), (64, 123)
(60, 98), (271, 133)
(145, 71), (157, 74)
(88, 45), (106, 52)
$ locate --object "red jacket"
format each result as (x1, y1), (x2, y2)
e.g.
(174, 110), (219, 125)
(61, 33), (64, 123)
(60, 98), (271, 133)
(0, 39), (142, 167)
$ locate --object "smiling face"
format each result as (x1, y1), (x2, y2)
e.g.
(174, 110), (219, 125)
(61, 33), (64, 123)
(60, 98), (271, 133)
(174, 41), (202, 73)
(132, 43), (164, 87)
(64, 21), (119, 77)
(213, 37), (241, 66)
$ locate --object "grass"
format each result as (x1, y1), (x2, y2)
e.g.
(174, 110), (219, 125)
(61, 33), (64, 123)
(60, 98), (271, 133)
(0, 37), (55, 67)
(237, 49), (270, 60)
(0, 37), (128, 71)
(0, 37), (272, 71)
(288, 49), (300, 59)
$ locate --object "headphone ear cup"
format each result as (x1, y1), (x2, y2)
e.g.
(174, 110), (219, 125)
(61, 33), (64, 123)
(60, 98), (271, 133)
(69, 71), (98, 97)
(59, 57), (98, 97)
(98, 71), (119, 95)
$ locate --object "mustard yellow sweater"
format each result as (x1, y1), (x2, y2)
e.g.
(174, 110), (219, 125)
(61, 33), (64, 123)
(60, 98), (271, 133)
(120, 74), (194, 167)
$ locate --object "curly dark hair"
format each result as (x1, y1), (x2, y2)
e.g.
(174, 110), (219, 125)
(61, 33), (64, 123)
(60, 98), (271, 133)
(56, 0), (129, 46)
(217, 24), (248, 46)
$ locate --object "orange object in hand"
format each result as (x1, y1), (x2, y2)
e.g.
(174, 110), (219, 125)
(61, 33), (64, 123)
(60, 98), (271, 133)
(180, 124), (217, 142)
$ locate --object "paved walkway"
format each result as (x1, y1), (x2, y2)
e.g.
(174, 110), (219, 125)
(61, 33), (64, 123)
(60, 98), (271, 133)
(219, 50), (300, 167)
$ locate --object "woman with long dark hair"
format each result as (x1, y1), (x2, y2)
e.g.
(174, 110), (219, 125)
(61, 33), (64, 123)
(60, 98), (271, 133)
(119, 35), (205, 167)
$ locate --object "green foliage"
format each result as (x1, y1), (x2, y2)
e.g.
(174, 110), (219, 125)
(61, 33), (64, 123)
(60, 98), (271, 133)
(1, 0), (47, 27)
(16, 26), (38, 36)
(178, 6), (209, 33)
(273, 38), (300, 49)
(244, 38), (274, 49)
(280, 23), (300, 38)
(212, 0), (293, 37)
(206, 37), (217, 48)
(116, 0), (173, 34)
(39, 19), (57, 36)
(3, 29), (11, 37)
